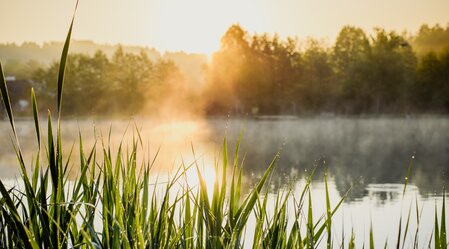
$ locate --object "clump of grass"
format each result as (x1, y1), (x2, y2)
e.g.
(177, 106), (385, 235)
(0, 2), (447, 249)
(0, 5), (341, 247)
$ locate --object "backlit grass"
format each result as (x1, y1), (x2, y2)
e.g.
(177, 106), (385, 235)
(0, 2), (447, 248)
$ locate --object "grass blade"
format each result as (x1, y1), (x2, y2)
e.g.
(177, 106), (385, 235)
(31, 88), (41, 148)
(0, 63), (16, 135)
(57, 0), (79, 116)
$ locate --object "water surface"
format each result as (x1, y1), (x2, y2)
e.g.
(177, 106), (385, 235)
(0, 116), (448, 247)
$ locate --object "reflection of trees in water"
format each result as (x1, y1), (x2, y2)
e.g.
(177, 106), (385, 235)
(1, 118), (448, 199)
(210, 118), (449, 199)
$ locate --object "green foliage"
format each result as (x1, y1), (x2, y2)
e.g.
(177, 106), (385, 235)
(3, 23), (449, 116)
(30, 48), (183, 116)
(412, 23), (449, 56)
(204, 24), (449, 115)
(3, 59), (43, 80)
(204, 25), (301, 115)
(414, 49), (449, 111)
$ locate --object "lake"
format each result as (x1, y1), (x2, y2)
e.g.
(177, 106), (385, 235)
(0, 116), (448, 247)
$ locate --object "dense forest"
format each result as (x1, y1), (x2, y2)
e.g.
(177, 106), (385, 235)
(204, 24), (449, 115)
(1, 23), (449, 116)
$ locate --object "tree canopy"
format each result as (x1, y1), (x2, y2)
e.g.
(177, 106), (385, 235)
(2, 23), (449, 117)
(203, 24), (449, 115)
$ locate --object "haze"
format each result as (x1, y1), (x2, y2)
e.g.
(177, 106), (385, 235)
(1, 0), (448, 54)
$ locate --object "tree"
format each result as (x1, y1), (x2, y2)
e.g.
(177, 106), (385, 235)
(204, 24), (251, 114)
(334, 26), (370, 72)
(31, 47), (182, 116)
(333, 26), (371, 113)
(298, 39), (334, 112)
(108, 46), (154, 114)
(4, 59), (43, 80)
(205, 25), (303, 115)
(415, 49), (449, 111)
(249, 34), (301, 114)
(368, 29), (417, 113)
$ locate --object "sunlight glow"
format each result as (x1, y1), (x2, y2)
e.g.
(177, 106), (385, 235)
(2, 0), (448, 54)
(138, 119), (219, 194)
(184, 163), (217, 195)
(148, 0), (269, 54)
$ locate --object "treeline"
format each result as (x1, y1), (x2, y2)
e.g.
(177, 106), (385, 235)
(2, 24), (449, 116)
(0, 40), (161, 64)
(31, 47), (185, 115)
(1, 40), (207, 91)
(204, 24), (449, 115)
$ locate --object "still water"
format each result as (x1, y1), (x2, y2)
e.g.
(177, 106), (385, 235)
(0, 116), (448, 247)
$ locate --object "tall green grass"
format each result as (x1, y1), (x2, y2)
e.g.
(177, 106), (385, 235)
(0, 2), (447, 248)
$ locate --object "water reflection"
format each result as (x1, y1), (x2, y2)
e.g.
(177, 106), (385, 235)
(210, 117), (449, 199)
(1, 116), (448, 200)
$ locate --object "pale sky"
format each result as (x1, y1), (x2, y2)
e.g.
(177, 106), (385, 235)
(1, 0), (448, 54)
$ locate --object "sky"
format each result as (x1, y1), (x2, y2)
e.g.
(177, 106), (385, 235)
(1, 0), (448, 54)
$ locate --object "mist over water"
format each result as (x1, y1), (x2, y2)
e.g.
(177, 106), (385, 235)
(1, 116), (447, 193)
(1, 116), (448, 247)
(214, 116), (449, 197)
